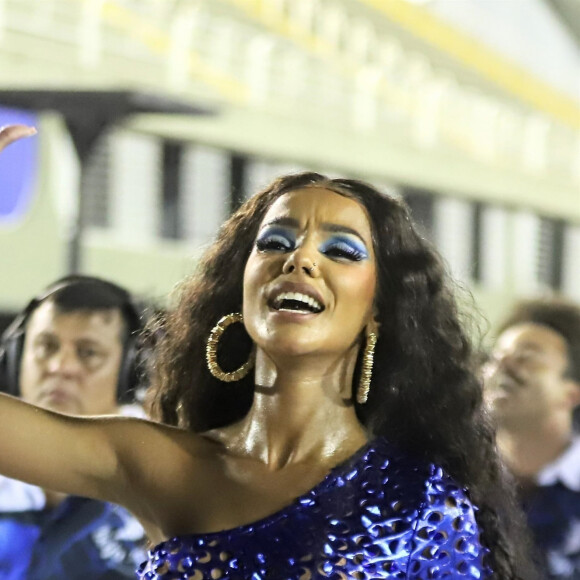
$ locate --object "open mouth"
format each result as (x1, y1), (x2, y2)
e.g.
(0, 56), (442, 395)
(270, 291), (324, 314)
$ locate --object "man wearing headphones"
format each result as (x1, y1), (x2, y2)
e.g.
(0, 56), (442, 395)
(0, 276), (147, 579)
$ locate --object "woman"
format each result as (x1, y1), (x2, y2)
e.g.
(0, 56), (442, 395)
(0, 125), (533, 578)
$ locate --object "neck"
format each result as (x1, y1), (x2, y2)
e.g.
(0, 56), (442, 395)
(497, 413), (573, 479)
(227, 347), (368, 470)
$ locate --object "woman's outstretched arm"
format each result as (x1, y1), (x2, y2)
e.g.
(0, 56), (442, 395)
(0, 124), (127, 497)
(0, 392), (138, 500)
(0, 391), (210, 526)
(0, 124), (37, 153)
(0, 124), (123, 493)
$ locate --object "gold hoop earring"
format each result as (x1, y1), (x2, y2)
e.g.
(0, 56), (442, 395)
(206, 313), (255, 382)
(356, 332), (377, 404)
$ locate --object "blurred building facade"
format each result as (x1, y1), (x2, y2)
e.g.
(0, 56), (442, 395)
(0, 0), (578, 329)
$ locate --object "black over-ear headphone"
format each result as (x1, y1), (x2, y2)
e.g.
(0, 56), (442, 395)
(0, 276), (144, 403)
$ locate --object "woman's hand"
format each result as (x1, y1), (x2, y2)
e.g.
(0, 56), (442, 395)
(0, 124), (37, 153)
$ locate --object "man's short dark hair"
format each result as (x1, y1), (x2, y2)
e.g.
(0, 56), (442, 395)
(29, 276), (141, 342)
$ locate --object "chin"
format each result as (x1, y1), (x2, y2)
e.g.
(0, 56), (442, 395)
(254, 325), (310, 350)
(41, 398), (82, 416)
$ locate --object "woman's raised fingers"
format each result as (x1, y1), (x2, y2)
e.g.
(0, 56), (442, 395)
(0, 124), (37, 154)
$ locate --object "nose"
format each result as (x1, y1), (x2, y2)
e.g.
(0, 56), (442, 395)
(282, 244), (320, 278)
(46, 347), (83, 378)
(485, 350), (519, 377)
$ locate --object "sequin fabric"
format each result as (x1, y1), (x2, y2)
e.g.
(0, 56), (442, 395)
(138, 439), (491, 579)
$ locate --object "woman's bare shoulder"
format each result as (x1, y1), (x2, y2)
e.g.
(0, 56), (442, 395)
(104, 415), (224, 460)
(101, 416), (225, 504)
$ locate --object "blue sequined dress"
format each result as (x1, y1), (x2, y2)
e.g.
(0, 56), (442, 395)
(138, 438), (491, 579)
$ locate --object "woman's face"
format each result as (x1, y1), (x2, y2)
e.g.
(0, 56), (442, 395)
(243, 187), (377, 359)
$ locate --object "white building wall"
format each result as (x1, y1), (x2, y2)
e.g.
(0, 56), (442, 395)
(181, 145), (230, 244)
(109, 132), (162, 246)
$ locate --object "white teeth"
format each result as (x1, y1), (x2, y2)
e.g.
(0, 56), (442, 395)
(273, 291), (323, 313)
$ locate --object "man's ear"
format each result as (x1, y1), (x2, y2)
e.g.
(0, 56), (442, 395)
(566, 379), (580, 410)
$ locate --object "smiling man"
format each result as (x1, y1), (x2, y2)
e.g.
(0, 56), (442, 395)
(0, 276), (147, 580)
(483, 298), (580, 579)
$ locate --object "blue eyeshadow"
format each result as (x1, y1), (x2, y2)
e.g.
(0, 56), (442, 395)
(321, 235), (368, 259)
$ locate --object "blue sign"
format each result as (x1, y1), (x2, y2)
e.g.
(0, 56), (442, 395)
(0, 107), (39, 226)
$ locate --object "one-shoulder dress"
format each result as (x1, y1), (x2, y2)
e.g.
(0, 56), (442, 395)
(138, 438), (491, 579)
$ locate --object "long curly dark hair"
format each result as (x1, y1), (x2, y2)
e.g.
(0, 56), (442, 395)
(146, 172), (536, 579)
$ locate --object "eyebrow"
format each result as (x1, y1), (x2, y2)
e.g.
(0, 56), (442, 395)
(262, 217), (368, 246)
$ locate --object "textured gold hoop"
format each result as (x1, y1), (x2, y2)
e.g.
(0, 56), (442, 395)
(356, 332), (377, 404)
(206, 313), (255, 382)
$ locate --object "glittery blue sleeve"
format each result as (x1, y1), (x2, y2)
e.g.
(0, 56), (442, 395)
(139, 440), (493, 579)
(403, 466), (491, 579)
